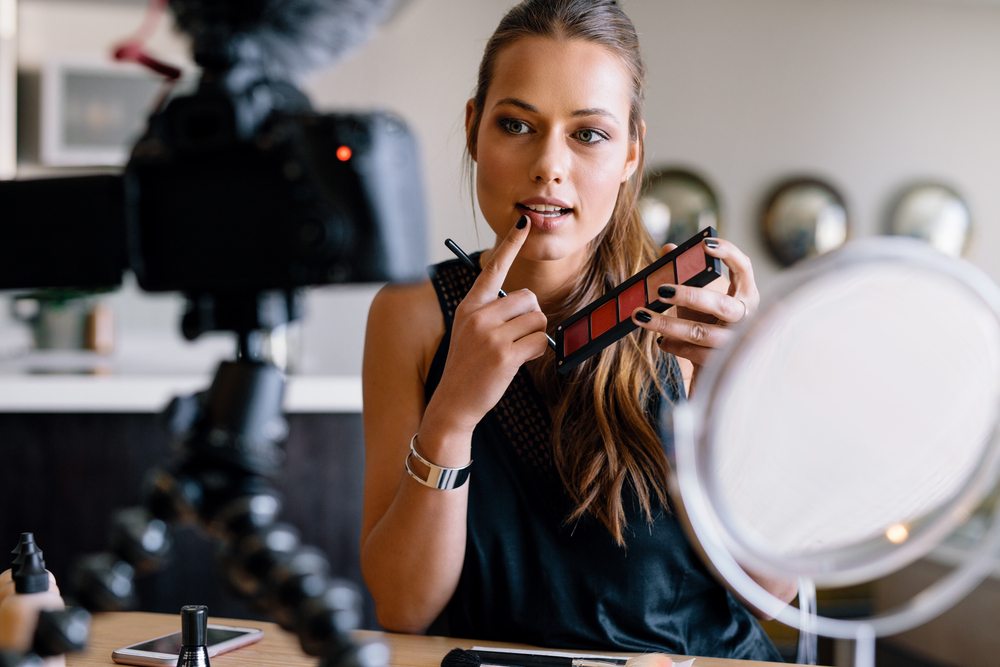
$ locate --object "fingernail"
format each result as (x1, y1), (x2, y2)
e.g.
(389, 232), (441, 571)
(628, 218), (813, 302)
(516, 215), (528, 229)
(704, 238), (719, 249)
(635, 310), (652, 323)
(657, 285), (676, 299)
(656, 336), (663, 346)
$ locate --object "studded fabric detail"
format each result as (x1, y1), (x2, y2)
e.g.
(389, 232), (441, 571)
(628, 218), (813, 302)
(428, 256), (555, 473)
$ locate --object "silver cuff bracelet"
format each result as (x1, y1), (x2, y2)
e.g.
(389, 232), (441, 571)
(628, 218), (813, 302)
(404, 433), (472, 490)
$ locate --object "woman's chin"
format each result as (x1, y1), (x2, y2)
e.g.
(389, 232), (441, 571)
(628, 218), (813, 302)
(519, 236), (590, 264)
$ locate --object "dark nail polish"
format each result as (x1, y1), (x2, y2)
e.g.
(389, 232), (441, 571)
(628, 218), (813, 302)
(516, 215), (528, 229)
(656, 336), (663, 346)
(658, 285), (675, 299)
(704, 238), (719, 249)
(635, 310), (652, 323)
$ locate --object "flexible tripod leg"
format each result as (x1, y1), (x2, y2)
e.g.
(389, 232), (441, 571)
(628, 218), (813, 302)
(70, 358), (385, 667)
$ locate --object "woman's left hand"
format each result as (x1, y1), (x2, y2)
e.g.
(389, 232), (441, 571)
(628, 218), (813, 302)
(632, 237), (759, 391)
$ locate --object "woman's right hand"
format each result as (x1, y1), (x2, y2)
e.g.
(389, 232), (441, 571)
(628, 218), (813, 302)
(425, 216), (550, 437)
(361, 219), (550, 632)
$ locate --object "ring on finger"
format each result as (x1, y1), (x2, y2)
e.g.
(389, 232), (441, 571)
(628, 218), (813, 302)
(735, 297), (748, 323)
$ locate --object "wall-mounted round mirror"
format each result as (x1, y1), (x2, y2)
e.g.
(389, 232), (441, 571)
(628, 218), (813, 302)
(639, 167), (720, 246)
(669, 238), (1000, 665)
(886, 182), (972, 257)
(760, 177), (849, 267)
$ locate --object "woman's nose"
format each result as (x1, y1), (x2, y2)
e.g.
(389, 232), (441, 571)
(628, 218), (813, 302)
(530, 134), (567, 184)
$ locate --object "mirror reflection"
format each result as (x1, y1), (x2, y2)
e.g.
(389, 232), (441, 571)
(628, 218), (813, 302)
(639, 167), (720, 246)
(886, 182), (972, 257)
(760, 178), (849, 267)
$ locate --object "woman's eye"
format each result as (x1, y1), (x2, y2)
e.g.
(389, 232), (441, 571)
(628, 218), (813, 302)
(499, 118), (531, 135)
(574, 128), (609, 144)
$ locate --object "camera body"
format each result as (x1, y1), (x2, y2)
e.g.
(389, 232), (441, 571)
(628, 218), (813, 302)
(127, 95), (427, 292)
(1, 0), (427, 305)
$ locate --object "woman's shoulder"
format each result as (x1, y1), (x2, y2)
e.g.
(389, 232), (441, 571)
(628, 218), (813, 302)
(366, 279), (444, 380)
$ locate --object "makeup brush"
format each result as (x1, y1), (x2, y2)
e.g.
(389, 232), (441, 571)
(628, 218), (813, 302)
(444, 237), (557, 350)
(441, 648), (675, 667)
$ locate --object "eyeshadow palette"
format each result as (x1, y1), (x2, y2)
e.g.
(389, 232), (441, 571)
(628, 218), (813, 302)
(555, 226), (721, 374)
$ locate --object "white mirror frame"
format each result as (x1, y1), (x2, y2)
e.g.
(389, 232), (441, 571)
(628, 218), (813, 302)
(669, 238), (1000, 648)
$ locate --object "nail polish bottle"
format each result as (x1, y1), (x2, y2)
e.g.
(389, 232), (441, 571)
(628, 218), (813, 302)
(175, 605), (210, 667)
(0, 550), (65, 666)
(1, 534), (39, 604)
(0, 535), (57, 609)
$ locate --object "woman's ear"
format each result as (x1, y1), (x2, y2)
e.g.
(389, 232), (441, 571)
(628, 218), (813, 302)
(621, 119), (645, 183)
(465, 98), (478, 161)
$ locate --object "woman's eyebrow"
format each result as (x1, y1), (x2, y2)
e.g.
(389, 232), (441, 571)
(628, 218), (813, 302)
(492, 97), (621, 125)
(572, 107), (620, 125)
(493, 97), (538, 112)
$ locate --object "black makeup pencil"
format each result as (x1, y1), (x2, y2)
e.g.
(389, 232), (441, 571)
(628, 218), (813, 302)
(444, 238), (557, 350)
(442, 648), (670, 667)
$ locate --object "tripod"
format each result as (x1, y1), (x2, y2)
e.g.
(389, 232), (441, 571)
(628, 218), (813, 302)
(69, 292), (386, 667)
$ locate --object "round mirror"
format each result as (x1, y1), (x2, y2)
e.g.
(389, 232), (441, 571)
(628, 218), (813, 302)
(886, 182), (972, 257)
(670, 238), (1000, 653)
(639, 167), (720, 246)
(760, 177), (849, 267)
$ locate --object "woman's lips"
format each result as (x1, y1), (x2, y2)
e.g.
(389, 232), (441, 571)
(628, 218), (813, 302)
(516, 203), (573, 231)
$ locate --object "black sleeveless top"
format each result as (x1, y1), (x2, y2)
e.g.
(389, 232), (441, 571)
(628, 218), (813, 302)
(424, 256), (782, 661)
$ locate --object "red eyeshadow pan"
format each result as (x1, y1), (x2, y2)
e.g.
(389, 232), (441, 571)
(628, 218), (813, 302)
(563, 317), (590, 356)
(676, 246), (706, 283)
(618, 280), (646, 321)
(590, 299), (618, 338)
(645, 261), (675, 299)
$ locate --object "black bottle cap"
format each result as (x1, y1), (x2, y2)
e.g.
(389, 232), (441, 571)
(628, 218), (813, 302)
(10, 533), (43, 571)
(180, 605), (208, 647)
(13, 551), (49, 594)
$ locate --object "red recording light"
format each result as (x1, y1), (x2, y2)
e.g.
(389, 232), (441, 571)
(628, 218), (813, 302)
(336, 145), (352, 162)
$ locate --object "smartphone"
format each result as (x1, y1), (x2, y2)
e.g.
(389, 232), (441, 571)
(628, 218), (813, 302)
(111, 623), (264, 666)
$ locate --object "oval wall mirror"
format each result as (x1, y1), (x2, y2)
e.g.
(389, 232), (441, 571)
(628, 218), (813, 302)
(886, 182), (972, 257)
(760, 177), (849, 267)
(640, 167), (720, 246)
(669, 238), (1000, 665)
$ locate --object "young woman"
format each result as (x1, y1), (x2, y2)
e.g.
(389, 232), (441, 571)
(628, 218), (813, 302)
(361, 0), (794, 659)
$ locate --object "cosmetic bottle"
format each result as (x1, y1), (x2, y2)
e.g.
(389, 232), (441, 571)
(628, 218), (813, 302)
(1, 534), (39, 603)
(0, 551), (65, 666)
(176, 605), (210, 667)
(0, 535), (57, 609)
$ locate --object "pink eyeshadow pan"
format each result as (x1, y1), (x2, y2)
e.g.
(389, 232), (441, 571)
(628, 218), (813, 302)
(563, 317), (590, 356)
(645, 261), (676, 299)
(618, 280), (646, 321)
(676, 246), (706, 283)
(590, 299), (618, 338)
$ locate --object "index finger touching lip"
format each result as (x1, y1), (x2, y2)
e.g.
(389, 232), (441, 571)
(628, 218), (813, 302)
(467, 215), (530, 304)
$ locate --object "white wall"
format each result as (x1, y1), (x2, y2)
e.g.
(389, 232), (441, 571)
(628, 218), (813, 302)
(5, 0), (1000, 375)
(630, 0), (1000, 286)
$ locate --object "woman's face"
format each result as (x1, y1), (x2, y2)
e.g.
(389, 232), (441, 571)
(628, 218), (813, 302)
(468, 36), (641, 262)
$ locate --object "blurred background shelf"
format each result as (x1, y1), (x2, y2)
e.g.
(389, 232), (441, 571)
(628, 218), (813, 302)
(0, 372), (362, 413)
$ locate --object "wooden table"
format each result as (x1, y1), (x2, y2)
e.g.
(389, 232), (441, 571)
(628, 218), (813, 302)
(69, 612), (793, 667)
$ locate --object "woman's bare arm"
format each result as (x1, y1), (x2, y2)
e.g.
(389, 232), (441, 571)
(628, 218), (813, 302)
(360, 282), (471, 632)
